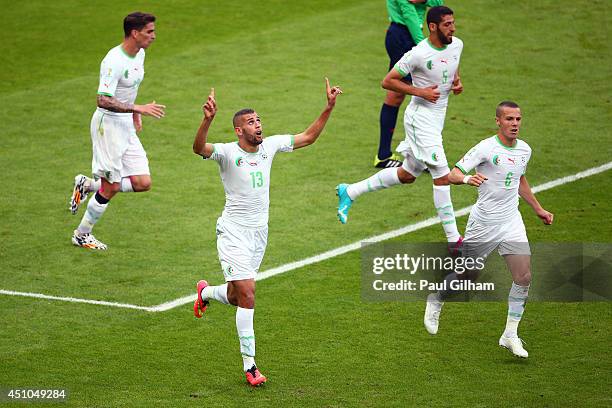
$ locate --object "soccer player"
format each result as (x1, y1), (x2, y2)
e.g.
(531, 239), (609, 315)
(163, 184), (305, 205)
(336, 6), (464, 248)
(192, 79), (342, 386)
(423, 101), (554, 358)
(376, 0), (444, 168)
(69, 12), (166, 250)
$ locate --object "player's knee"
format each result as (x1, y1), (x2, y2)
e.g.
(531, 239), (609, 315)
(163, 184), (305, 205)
(134, 177), (152, 192)
(521, 270), (532, 286)
(515, 268), (532, 286)
(140, 179), (152, 192)
(238, 290), (255, 309)
(397, 168), (415, 184)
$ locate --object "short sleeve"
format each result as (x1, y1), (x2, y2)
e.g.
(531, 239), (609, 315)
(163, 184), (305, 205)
(97, 56), (122, 97)
(456, 142), (486, 174)
(205, 143), (227, 166)
(394, 50), (418, 78)
(523, 147), (532, 175)
(266, 135), (294, 153)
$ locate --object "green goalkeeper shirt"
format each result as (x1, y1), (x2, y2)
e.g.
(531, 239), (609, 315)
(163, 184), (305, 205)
(387, 0), (444, 44)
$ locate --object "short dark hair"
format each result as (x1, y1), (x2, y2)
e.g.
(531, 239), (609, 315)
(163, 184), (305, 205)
(496, 101), (521, 117)
(427, 6), (454, 27)
(123, 12), (156, 38)
(233, 108), (255, 127)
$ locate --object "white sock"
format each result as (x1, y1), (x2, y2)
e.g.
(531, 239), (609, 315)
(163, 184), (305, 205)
(236, 307), (256, 371)
(346, 167), (401, 200)
(504, 282), (530, 338)
(86, 177), (101, 192)
(433, 185), (460, 243)
(77, 194), (108, 234)
(201, 284), (229, 305)
(120, 177), (134, 193)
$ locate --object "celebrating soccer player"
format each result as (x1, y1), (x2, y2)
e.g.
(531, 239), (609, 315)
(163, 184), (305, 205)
(336, 6), (464, 251)
(423, 101), (554, 358)
(192, 79), (342, 386)
(69, 12), (165, 250)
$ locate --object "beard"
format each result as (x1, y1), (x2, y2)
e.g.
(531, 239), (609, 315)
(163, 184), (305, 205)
(437, 29), (452, 45)
(247, 134), (263, 145)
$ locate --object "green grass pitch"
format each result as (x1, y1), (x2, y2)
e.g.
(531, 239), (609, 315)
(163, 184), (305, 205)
(0, 0), (610, 406)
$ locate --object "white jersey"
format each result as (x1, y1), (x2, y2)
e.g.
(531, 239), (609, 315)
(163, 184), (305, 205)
(394, 37), (463, 112)
(207, 135), (294, 228)
(456, 135), (532, 224)
(97, 45), (145, 116)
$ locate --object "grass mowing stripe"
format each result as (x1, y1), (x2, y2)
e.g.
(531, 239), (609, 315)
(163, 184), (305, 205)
(2, 160), (611, 311)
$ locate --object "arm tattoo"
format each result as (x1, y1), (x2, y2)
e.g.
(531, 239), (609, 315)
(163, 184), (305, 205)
(97, 95), (135, 113)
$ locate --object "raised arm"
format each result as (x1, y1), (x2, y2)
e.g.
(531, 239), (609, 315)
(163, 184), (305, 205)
(293, 78), (343, 150)
(519, 175), (554, 225)
(382, 68), (440, 103)
(193, 88), (217, 158)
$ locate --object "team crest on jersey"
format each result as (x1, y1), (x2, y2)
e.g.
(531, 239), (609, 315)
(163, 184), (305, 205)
(224, 265), (234, 276)
(123, 69), (129, 79)
(426, 60), (433, 70)
(492, 155), (500, 165)
(235, 157), (245, 167)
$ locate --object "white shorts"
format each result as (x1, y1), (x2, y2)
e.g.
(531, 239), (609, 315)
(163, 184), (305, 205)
(463, 212), (531, 261)
(90, 109), (150, 183)
(397, 104), (449, 179)
(216, 217), (268, 281)
(397, 143), (450, 179)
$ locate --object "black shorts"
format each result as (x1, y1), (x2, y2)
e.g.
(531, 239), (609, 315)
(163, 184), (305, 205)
(385, 22), (415, 82)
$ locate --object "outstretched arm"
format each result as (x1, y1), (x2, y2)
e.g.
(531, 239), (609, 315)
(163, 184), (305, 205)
(193, 88), (217, 158)
(382, 69), (440, 103)
(519, 175), (554, 225)
(293, 78), (343, 150)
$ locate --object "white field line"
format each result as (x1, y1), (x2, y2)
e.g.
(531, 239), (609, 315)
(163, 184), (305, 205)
(2, 161), (611, 312)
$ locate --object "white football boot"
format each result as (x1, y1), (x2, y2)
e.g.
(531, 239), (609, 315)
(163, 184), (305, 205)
(424, 293), (444, 335)
(499, 335), (529, 358)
